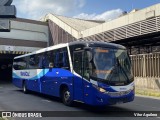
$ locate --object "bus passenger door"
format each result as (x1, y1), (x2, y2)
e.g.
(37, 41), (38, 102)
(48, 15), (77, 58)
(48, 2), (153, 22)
(73, 51), (84, 102)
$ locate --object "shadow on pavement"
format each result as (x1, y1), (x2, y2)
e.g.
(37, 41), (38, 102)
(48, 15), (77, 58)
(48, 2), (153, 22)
(15, 89), (131, 116)
(0, 80), (12, 85)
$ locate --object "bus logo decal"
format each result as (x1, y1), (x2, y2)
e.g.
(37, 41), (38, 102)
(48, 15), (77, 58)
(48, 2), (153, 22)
(20, 72), (30, 77)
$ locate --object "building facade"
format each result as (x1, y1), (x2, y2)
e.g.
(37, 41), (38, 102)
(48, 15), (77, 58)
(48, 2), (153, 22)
(0, 18), (49, 81)
(0, 3), (160, 90)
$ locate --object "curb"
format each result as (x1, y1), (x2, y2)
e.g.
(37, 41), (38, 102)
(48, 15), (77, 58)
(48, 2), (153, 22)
(136, 94), (160, 100)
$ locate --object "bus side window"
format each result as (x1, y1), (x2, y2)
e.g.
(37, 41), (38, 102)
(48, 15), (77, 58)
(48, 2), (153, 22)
(29, 55), (39, 69)
(59, 52), (63, 68)
(62, 51), (69, 69)
(13, 58), (27, 70)
(54, 51), (59, 68)
(54, 48), (70, 70)
(38, 53), (49, 69)
(48, 51), (55, 68)
(59, 49), (70, 70)
(54, 50), (64, 68)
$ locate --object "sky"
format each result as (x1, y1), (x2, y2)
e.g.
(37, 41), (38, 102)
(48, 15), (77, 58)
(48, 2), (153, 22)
(12, 0), (160, 21)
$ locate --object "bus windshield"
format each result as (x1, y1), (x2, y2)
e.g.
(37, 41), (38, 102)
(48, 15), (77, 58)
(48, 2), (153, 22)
(90, 48), (133, 84)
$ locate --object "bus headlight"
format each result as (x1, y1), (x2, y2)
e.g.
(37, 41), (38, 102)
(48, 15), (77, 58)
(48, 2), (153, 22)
(92, 84), (106, 93)
(99, 88), (106, 93)
(131, 85), (135, 91)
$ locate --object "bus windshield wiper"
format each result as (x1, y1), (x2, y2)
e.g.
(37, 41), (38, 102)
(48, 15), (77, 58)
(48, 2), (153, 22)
(116, 58), (130, 82)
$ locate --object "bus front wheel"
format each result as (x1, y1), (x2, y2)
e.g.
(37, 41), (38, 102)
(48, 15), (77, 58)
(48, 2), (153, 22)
(62, 88), (73, 106)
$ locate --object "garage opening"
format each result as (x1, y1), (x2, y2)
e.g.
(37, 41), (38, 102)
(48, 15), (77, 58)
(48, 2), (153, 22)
(0, 54), (18, 83)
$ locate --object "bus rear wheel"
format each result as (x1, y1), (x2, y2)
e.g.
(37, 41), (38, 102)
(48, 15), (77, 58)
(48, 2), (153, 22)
(62, 88), (73, 106)
(23, 81), (28, 94)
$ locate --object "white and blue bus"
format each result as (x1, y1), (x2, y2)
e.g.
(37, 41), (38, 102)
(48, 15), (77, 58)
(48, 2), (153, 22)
(13, 41), (134, 106)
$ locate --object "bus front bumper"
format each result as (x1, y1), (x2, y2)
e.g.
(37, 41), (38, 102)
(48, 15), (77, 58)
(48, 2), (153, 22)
(91, 90), (135, 106)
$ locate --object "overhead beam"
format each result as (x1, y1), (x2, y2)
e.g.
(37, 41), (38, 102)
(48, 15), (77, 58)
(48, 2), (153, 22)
(0, 19), (10, 32)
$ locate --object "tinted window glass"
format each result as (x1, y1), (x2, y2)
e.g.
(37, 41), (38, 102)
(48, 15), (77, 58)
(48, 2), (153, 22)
(39, 53), (49, 68)
(13, 57), (27, 70)
(69, 44), (85, 63)
(54, 48), (70, 70)
(73, 51), (83, 75)
(28, 55), (39, 69)
(47, 51), (55, 68)
(13, 47), (70, 70)
(83, 51), (90, 80)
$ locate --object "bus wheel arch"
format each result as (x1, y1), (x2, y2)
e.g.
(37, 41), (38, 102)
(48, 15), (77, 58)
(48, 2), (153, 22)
(60, 84), (73, 106)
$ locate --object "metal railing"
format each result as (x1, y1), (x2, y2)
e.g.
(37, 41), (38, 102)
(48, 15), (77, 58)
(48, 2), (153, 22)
(130, 52), (160, 77)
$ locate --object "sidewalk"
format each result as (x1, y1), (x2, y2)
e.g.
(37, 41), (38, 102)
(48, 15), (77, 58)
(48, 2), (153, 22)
(136, 94), (160, 100)
(135, 88), (160, 100)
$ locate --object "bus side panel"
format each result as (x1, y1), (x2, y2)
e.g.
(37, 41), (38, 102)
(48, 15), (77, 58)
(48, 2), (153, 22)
(12, 71), (24, 88)
(40, 69), (58, 95)
(40, 68), (74, 98)
(12, 78), (23, 88)
(26, 79), (40, 93)
(13, 69), (47, 93)
(73, 76), (84, 102)
(52, 77), (74, 98)
(83, 80), (94, 105)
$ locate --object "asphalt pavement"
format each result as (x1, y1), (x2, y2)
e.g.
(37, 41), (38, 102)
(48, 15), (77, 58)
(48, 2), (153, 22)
(0, 82), (160, 120)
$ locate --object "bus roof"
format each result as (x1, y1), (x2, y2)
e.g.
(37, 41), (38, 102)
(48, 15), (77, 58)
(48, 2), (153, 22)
(14, 43), (68, 59)
(14, 40), (126, 59)
(69, 40), (126, 49)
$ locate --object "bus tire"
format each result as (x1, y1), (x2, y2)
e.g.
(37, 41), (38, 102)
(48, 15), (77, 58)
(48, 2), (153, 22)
(62, 88), (73, 106)
(23, 81), (28, 94)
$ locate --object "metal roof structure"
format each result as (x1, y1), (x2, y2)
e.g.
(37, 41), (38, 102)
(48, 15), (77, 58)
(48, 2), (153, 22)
(42, 3), (160, 41)
(53, 14), (103, 31)
(42, 13), (104, 39)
